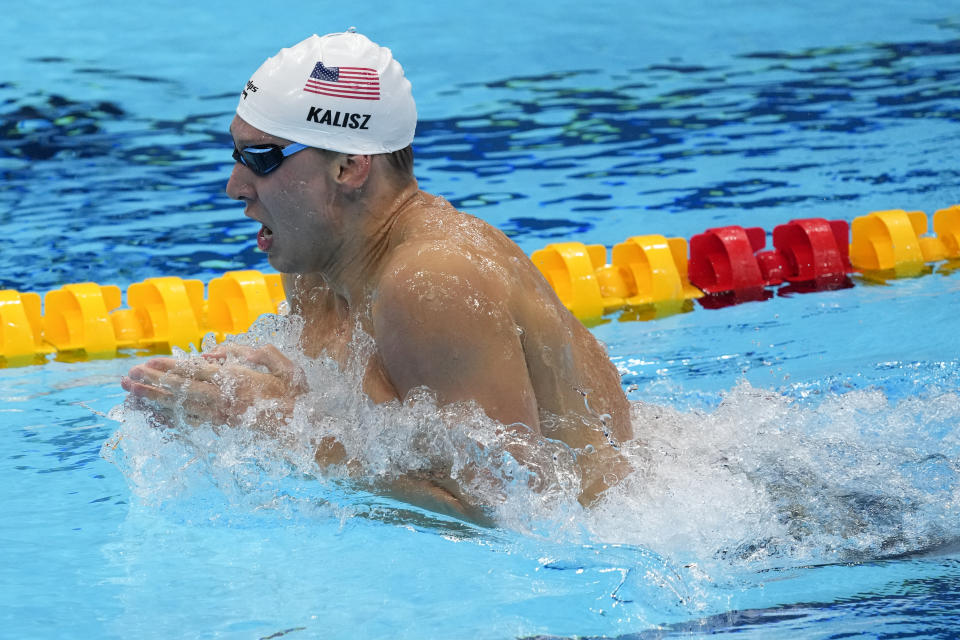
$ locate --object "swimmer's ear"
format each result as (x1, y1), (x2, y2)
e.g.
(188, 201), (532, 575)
(334, 153), (371, 189)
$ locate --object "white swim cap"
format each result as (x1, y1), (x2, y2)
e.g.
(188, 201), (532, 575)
(236, 31), (416, 155)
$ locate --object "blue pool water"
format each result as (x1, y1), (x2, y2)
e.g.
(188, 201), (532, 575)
(4, 1), (960, 638)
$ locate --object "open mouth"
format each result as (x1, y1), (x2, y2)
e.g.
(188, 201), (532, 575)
(257, 225), (274, 251)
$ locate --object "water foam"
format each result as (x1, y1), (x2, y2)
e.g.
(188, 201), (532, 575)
(590, 379), (960, 571)
(103, 314), (960, 575)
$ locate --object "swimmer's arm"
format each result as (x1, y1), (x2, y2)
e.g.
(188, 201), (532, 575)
(313, 436), (495, 526)
(363, 254), (549, 521)
(372, 255), (541, 430)
(377, 474), (497, 526)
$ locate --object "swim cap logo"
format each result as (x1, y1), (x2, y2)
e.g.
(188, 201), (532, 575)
(302, 61), (380, 101)
(306, 106), (371, 130)
(242, 80), (258, 100)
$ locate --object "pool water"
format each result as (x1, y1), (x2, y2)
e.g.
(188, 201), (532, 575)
(4, 1), (960, 638)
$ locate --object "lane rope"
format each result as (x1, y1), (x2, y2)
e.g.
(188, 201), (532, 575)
(2, 205), (958, 365)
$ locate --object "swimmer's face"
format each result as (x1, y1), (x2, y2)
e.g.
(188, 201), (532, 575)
(226, 116), (341, 273)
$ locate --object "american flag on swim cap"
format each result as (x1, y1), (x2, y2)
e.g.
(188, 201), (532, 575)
(303, 61), (381, 101)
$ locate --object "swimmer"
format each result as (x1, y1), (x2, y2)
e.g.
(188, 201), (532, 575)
(121, 31), (632, 523)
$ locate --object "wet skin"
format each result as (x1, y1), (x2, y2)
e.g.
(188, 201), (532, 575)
(122, 115), (632, 523)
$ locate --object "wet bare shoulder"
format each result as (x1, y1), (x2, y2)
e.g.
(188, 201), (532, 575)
(371, 235), (540, 427)
(396, 193), (522, 253)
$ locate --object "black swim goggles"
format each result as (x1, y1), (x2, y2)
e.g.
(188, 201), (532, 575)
(232, 141), (310, 176)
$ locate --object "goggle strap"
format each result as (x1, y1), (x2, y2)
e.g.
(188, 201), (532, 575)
(281, 143), (309, 157)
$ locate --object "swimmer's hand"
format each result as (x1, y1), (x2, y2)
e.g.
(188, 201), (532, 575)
(120, 344), (307, 431)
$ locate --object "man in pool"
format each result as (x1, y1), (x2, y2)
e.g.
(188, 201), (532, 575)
(121, 30), (631, 523)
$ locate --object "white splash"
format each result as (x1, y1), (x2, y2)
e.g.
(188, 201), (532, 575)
(590, 381), (960, 570)
(103, 314), (960, 574)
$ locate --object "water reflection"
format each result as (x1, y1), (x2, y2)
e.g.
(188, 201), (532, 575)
(2, 37), (958, 292)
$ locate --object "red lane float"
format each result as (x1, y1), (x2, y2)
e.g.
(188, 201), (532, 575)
(688, 226), (768, 294)
(769, 218), (851, 286)
(686, 226), (771, 309)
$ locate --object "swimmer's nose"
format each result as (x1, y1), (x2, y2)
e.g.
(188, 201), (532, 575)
(226, 162), (255, 202)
